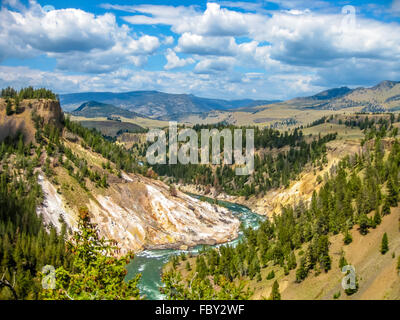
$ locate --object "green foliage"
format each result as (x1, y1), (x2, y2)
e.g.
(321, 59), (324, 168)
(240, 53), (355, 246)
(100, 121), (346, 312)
(0, 134), (71, 300)
(1, 86), (57, 100)
(40, 208), (141, 300)
(358, 214), (369, 235)
(380, 232), (389, 255)
(269, 280), (281, 300)
(178, 129), (400, 289)
(266, 270), (275, 280)
(386, 178), (399, 207)
(397, 256), (400, 274)
(64, 117), (145, 175)
(382, 198), (391, 215)
(343, 231), (353, 245)
(339, 252), (348, 269)
(152, 125), (336, 197)
(344, 277), (359, 296)
(373, 208), (382, 226)
(5, 99), (12, 116)
(161, 270), (252, 300)
(295, 258), (308, 283)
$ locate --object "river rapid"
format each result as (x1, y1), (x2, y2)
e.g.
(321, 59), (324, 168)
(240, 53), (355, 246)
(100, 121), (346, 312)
(125, 196), (264, 300)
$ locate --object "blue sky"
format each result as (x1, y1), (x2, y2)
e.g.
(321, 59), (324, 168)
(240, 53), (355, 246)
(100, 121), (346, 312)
(0, 0), (399, 100)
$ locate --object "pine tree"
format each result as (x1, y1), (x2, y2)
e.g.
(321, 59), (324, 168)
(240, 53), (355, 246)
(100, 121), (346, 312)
(339, 254), (348, 269)
(40, 207), (141, 300)
(269, 280), (281, 300)
(380, 232), (389, 255)
(266, 270), (275, 280)
(373, 207), (382, 226)
(343, 230), (353, 245)
(387, 178), (398, 207)
(295, 258), (308, 283)
(287, 251), (297, 270)
(397, 256), (400, 273)
(382, 197), (391, 215)
(359, 213), (369, 235)
(6, 99), (12, 116)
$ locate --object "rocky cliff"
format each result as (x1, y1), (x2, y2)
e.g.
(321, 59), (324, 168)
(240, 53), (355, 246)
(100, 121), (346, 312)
(37, 171), (240, 255)
(1, 98), (240, 254)
(0, 98), (63, 143)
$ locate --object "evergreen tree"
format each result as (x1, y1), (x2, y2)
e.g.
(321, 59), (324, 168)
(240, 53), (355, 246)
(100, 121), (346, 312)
(343, 230), (353, 245)
(359, 214), (369, 235)
(295, 258), (308, 283)
(373, 208), (382, 226)
(266, 270), (275, 280)
(40, 207), (141, 300)
(339, 254), (348, 269)
(397, 256), (400, 274)
(5, 99), (12, 116)
(387, 178), (398, 207)
(269, 280), (281, 300)
(382, 198), (391, 216)
(380, 232), (389, 255)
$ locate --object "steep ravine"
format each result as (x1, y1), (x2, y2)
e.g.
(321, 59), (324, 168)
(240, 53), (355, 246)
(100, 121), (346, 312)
(37, 172), (241, 255)
(178, 139), (362, 217)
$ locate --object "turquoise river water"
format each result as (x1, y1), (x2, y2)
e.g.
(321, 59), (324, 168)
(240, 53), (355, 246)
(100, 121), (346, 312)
(125, 196), (264, 300)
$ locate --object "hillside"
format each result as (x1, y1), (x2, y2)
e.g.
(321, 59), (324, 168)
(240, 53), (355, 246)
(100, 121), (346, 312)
(284, 80), (400, 113)
(176, 80), (400, 128)
(60, 90), (276, 119)
(0, 97), (241, 255)
(71, 101), (141, 119)
(0, 98), (63, 143)
(165, 114), (400, 300)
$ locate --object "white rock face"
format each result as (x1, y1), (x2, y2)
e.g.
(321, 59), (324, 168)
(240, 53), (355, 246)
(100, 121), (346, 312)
(36, 174), (76, 232)
(37, 173), (240, 255)
(88, 174), (240, 255)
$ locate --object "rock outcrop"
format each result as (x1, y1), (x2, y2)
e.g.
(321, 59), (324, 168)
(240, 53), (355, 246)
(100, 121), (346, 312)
(0, 98), (63, 143)
(37, 172), (240, 255)
(32, 99), (63, 126)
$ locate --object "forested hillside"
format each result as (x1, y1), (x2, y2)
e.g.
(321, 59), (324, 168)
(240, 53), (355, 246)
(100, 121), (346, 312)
(149, 124), (336, 197)
(0, 88), (143, 299)
(162, 117), (400, 299)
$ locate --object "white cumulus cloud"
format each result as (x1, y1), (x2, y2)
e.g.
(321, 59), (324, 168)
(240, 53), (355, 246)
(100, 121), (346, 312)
(164, 48), (195, 70)
(0, 1), (160, 72)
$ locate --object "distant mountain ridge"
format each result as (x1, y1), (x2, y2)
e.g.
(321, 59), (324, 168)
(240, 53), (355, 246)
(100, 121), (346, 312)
(71, 101), (140, 119)
(60, 90), (278, 120)
(290, 80), (400, 112)
(61, 80), (400, 122)
(307, 87), (353, 101)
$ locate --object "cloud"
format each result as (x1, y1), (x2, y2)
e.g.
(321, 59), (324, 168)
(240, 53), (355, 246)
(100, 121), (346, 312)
(122, 3), (265, 37)
(119, 4), (198, 27)
(2, 1), (400, 99)
(0, 65), (322, 100)
(194, 57), (235, 74)
(50, 34), (159, 73)
(162, 36), (174, 45)
(392, 0), (400, 15)
(164, 48), (195, 70)
(0, 1), (160, 72)
(175, 33), (239, 56)
(315, 58), (400, 87)
(218, 1), (266, 13)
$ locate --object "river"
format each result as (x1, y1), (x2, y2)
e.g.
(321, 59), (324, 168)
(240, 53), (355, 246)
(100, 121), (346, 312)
(125, 196), (264, 300)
